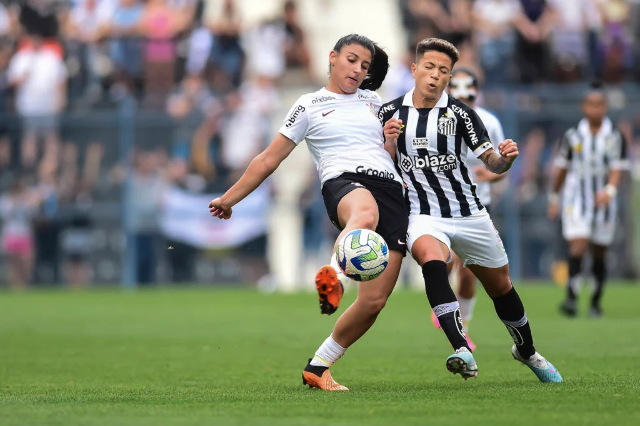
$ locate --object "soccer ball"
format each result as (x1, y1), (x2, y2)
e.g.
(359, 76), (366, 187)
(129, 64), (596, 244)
(335, 229), (389, 281)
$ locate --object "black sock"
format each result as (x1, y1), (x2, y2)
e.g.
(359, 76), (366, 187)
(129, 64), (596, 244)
(492, 286), (536, 359)
(591, 256), (606, 308)
(422, 260), (469, 351)
(567, 256), (582, 300)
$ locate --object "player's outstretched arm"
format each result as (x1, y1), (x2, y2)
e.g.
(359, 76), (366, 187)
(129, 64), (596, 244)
(478, 139), (519, 175)
(209, 134), (296, 219)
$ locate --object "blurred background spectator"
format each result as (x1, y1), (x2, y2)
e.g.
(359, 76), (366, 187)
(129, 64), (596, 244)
(0, 0), (638, 289)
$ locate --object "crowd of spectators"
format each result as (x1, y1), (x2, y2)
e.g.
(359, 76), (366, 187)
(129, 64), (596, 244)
(0, 0), (312, 287)
(0, 0), (639, 286)
(398, 0), (640, 89)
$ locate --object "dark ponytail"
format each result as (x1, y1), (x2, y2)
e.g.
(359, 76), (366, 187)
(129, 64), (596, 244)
(331, 34), (389, 91)
(360, 43), (389, 91)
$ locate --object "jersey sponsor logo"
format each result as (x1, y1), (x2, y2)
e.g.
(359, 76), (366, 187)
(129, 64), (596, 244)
(412, 137), (429, 148)
(399, 152), (458, 173)
(378, 104), (397, 123)
(311, 95), (336, 104)
(355, 165), (395, 180)
(451, 104), (478, 145)
(285, 105), (305, 127)
(438, 112), (456, 136)
(358, 93), (378, 100)
(322, 109), (335, 117)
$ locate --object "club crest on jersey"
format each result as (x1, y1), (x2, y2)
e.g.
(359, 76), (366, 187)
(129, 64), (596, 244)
(438, 112), (456, 136)
(366, 102), (379, 117)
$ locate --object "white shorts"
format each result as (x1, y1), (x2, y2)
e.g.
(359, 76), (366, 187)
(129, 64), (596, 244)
(561, 213), (616, 246)
(407, 210), (509, 268)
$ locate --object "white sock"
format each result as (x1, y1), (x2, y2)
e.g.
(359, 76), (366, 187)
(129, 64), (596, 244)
(458, 296), (476, 326)
(309, 334), (347, 367)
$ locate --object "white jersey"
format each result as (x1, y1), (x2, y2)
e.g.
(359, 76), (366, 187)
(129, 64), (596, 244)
(465, 106), (504, 206)
(278, 88), (401, 186)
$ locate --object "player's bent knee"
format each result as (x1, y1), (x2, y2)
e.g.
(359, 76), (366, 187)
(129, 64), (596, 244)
(348, 209), (378, 231)
(357, 294), (388, 316)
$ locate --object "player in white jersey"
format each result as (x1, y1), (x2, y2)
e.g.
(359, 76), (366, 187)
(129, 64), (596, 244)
(548, 82), (629, 318)
(428, 68), (506, 351)
(382, 38), (562, 383)
(209, 34), (408, 391)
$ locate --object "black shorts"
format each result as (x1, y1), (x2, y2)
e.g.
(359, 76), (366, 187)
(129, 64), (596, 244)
(321, 172), (409, 255)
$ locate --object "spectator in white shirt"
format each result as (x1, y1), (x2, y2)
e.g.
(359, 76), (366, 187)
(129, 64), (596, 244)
(8, 35), (68, 171)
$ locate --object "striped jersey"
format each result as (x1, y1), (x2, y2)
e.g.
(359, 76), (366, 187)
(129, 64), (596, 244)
(379, 90), (494, 218)
(554, 117), (629, 221)
(466, 107), (504, 206)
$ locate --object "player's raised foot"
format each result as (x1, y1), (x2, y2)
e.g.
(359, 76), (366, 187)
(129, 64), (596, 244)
(302, 359), (348, 391)
(511, 345), (563, 383)
(588, 305), (603, 318)
(559, 299), (577, 318)
(446, 347), (478, 380)
(430, 310), (441, 329)
(315, 265), (345, 315)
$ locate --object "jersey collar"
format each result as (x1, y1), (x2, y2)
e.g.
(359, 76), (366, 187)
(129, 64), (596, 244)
(403, 89), (449, 109)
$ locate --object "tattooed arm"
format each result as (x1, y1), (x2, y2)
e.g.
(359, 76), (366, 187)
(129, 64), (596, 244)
(477, 139), (519, 174)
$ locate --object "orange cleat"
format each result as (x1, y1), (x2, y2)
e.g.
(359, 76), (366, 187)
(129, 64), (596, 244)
(315, 265), (344, 315)
(302, 360), (348, 391)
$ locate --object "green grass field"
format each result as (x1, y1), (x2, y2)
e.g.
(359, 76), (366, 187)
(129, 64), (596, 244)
(1, 283), (639, 426)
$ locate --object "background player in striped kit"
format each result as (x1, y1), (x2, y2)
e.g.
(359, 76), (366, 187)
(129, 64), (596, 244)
(549, 82), (629, 318)
(429, 68), (506, 351)
(381, 38), (562, 383)
(210, 34), (410, 391)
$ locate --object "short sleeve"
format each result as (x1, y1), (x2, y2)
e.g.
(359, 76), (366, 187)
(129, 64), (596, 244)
(278, 97), (310, 145)
(554, 132), (573, 169)
(378, 101), (397, 126)
(456, 105), (492, 157)
(609, 130), (630, 170)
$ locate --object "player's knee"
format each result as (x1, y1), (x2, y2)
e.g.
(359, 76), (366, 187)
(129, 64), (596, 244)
(359, 293), (388, 316)
(348, 209), (378, 230)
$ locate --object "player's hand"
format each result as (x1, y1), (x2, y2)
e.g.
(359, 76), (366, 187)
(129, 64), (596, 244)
(209, 197), (233, 220)
(595, 190), (611, 207)
(498, 139), (519, 163)
(383, 118), (403, 143)
(473, 166), (492, 182)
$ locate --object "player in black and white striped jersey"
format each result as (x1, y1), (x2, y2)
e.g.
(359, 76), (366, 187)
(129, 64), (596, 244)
(549, 82), (629, 318)
(427, 68), (506, 350)
(381, 38), (562, 383)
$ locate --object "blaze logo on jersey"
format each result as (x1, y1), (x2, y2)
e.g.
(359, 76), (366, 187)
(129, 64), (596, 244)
(438, 112), (456, 136)
(285, 105), (305, 128)
(399, 151), (457, 173)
